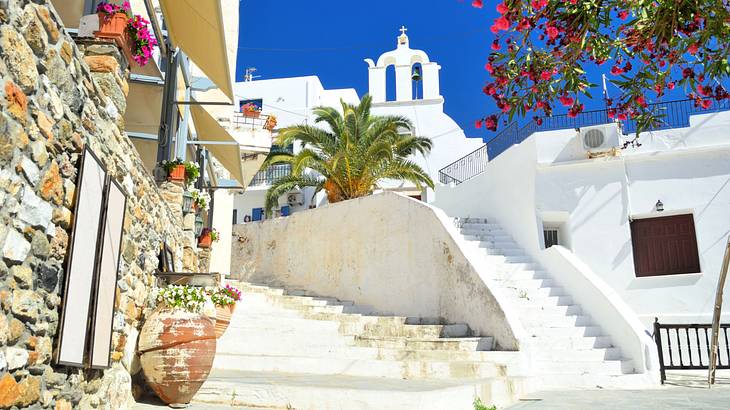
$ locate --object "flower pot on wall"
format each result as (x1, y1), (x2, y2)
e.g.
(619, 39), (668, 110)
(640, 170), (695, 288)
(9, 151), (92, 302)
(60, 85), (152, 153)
(198, 232), (212, 248)
(214, 304), (235, 338)
(94, 13), (129, 47)
(138, 308), (216, 407)
(243, 111), (261, 119)
(167, 164), (186, 183)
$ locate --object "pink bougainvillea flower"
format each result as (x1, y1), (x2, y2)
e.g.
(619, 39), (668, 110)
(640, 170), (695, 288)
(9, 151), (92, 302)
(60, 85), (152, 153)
(610, 65), (624, 75)
(496, 2), (509, 14)
(475, 119), (483, 129)
(687, 43), (699, 55)
(491, 40), (500, 51)
(484, 62), (494, 74)
(546, 26), (559, 40)
(472, 0), (483, 8)
(540, 71), (552, 81)
(492, 16), (511, 32)
(559, 95), (574, 107)
(618, 10), (628, 20)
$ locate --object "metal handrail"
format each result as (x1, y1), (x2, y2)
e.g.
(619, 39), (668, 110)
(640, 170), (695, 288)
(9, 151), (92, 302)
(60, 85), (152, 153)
(248, 163), (292, 187)
(438, 98), (730, 185)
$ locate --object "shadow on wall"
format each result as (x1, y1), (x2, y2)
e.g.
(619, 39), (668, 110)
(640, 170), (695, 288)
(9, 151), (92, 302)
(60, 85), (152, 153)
(230, 192), (523, 350)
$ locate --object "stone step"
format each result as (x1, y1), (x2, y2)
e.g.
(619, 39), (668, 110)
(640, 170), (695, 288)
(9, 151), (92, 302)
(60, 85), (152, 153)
(237, 283), (286, 296)
(482, 254), (533, 264)
(514, 303), (583, 317)
(504, 277), (556, 289)
(473, 239), (518, 248)
(527, 335), (614, 350)
(504, 293), (574, 307)
(534, 372), (651, 390)
(501, 285), (568, 299)
(496, 269), (550, 281)
(354, 336), (494, 352)
(534, 359), (628, 375)
(525, 325), (604, 338)
(519, 314), (594, 328)
(194, 370), (530, 409)
(360, 323), (470, 339)
(460, 224), (504, 231)
(532, 347), (623, 362)
(481, 247), (525, 256)
(211, 353), (511, 380)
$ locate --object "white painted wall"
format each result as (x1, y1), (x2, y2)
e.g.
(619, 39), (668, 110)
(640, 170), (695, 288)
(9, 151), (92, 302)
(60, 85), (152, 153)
(434, 110), (730, 327)
(210, 188), (235, 275)
(230, 192), (526, 350)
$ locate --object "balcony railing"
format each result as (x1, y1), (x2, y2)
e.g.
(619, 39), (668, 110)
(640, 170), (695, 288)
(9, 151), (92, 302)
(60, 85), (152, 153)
(249, 164), (291, 187)
(438, 98), (730, 185)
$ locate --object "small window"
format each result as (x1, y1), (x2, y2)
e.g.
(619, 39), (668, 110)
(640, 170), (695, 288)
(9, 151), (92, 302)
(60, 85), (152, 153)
(630, 214), (700, 277)
(232, 209), (238, 225)
(544, 228), (559, 248)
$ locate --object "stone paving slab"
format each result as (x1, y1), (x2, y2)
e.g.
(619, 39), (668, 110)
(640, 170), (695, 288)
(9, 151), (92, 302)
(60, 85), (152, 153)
(508, 371), (730, 410)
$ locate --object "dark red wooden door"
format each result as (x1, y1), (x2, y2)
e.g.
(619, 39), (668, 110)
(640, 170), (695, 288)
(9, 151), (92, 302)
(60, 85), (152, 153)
(630, 214), (701, 277)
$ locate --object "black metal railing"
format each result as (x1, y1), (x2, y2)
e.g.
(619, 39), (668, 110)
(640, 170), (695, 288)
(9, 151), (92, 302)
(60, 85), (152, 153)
(438, 98), (729, 185)
(438, 145), (488, 185)
(653, 318), (730, 383)
(248, 164), (291, 187)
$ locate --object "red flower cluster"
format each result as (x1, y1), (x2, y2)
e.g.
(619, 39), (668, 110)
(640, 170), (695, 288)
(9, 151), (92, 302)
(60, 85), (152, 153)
(469, 0), (730, 134)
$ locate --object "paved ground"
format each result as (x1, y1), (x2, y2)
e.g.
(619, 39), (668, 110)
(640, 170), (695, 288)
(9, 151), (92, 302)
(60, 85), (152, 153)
(508, 371), (730, 409)
(133, 371), (730, 409)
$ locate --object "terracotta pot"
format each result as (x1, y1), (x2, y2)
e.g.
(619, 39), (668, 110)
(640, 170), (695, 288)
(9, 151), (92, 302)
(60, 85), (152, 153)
(214, 304), (236, 338)
(198, 232), (212, 248)
(95, 13), (128, 45)
(167, 164), (186, 183)
(138, 308), (216, 407)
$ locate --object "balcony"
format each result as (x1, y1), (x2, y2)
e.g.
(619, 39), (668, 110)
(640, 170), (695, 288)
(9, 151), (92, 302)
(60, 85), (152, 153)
(216, 112), (275, 151)
(249, 164), (292, 188)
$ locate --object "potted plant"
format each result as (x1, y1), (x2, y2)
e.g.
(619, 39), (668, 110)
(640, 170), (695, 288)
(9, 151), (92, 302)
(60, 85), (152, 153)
(209, 284), (242, 338)
(263, 114), (278, 131)
(94, 1), (131, 47)
(197, 228), (219, 248)
(187, 186), (211, 212)
(127, 14), (158, 67)
(162, 159), (200, 184)
(138, 285), (216, 407)
(241, 102), (261, 119)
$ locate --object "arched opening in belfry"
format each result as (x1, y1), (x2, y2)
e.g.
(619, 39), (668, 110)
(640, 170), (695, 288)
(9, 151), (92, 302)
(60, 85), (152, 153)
(385, 64), (396, 102)
(411, 63), (424, 100)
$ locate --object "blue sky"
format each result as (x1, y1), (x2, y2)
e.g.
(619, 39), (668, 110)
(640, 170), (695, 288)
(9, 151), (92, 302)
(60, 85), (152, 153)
(236, 0), (499, 140)
(235, 1), (722, 141)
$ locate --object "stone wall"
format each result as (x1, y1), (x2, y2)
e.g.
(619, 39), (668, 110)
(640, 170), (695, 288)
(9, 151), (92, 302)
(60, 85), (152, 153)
(0, 1), (198, 408)
(231, 192), (523, 350)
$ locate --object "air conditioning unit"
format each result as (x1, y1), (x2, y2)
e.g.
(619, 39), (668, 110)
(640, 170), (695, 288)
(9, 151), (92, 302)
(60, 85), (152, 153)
(287, 192), (304, 206)
(579, 123), (621, 153)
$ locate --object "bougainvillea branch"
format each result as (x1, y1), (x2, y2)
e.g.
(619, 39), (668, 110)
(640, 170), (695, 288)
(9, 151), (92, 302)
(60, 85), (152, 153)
(472, 0), (730, 136)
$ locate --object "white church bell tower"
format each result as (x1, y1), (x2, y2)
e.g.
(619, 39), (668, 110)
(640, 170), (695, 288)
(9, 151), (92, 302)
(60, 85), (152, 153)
(364, 28), (485, 199)
(364, 26), (441, 103)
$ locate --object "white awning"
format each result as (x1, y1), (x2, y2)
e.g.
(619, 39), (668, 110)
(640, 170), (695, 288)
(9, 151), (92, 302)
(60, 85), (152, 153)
(50, 0), (85, 29)
(158, 0), (234, 101)
(190, 102), (245, 187)
(124, 80), (163, 136)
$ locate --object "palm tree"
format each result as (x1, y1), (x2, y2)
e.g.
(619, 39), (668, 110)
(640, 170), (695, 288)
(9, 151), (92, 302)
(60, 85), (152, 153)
(263, 95), (434, 216)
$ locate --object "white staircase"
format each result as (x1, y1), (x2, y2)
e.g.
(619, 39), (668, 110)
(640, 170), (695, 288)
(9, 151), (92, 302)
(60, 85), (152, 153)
(457, 218), (643, 389)
(194, 282), (531, 409)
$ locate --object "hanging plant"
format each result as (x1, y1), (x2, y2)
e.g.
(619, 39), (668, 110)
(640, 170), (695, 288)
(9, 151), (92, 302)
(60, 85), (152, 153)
(127, 14), (158, 67)
(96, 1), (131, 21)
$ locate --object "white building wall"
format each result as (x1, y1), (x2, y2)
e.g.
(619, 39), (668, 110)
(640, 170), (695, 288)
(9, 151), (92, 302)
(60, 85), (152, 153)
(434, 111), (730, 327)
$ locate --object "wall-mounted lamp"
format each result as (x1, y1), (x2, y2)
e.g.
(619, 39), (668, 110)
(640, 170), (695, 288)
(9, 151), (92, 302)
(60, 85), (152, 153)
(655, 200), (664, 212)
(182, 192), (193, 214)
(194, 215), (204, 236)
